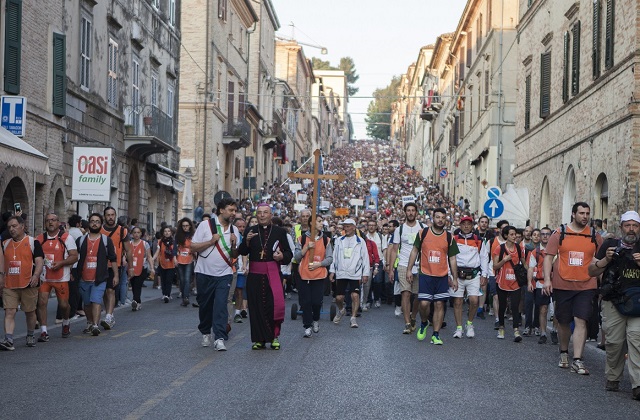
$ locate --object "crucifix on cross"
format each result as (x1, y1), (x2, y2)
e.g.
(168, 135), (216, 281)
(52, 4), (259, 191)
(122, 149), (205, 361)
(288, 149), (344, 265)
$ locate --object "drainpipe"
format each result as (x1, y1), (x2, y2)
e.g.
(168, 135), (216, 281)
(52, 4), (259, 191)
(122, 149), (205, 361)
(497, 0), (505, 188)
(201, 0), (210, 202)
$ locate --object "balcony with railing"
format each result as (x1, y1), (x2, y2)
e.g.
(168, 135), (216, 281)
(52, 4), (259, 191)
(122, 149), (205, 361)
(125, 106), (177, 160)
(222, 118), (251, 150)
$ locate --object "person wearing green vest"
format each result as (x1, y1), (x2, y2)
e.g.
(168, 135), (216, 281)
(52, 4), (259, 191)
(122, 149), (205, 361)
(290, 209), (311, 295)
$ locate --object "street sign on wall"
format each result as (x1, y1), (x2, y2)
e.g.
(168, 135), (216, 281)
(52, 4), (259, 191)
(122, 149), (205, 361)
(72, 147), (112, 201)
(1, 96), (26, 136)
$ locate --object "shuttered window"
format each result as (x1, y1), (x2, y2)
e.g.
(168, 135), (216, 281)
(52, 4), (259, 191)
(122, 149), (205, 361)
(466, 31), (472, 66)
(524, 74), (531, 130)
(592, 0), (601, 79)
(459, 47), (465, 81)
(107, 39), (118, 108)
(604, 0), (614, 69)
(218, 0), (227, 21)
(80, 16), (91, 90)
(52, 33), (66, 116)
(4, 0), (22, 94)
(540, 52), (551, 118)
(563, 32), (570, 103)
(484, 70), (489, 108)
(571, 21), (581, 96)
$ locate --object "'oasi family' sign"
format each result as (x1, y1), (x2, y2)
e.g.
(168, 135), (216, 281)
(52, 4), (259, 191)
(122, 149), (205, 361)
(71, 147), (112, 201)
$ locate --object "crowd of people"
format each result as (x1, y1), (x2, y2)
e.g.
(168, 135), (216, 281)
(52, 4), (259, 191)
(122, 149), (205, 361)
(1, 141), (640, 400)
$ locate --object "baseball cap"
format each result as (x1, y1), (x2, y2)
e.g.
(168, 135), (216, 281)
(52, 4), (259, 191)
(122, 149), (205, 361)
(343, 218), (356, 225)
(620, 211), (640, 224)
(460, 216), (474, 223)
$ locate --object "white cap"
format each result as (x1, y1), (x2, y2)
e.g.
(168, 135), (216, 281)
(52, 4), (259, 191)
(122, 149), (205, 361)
(343, 218), (356, 225)
(620, 211), (640, 224)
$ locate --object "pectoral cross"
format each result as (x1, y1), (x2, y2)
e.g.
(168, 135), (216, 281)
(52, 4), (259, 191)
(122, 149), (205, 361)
(260, 250), (265, 260)
(288, 149), (345, 265)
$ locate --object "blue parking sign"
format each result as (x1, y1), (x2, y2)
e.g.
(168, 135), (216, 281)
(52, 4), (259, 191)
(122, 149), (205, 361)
(1, 96), (27, 137)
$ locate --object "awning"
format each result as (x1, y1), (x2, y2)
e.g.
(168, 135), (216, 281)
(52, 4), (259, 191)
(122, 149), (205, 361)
(0, 126), (49, 175)
(155, 170), (183, 192)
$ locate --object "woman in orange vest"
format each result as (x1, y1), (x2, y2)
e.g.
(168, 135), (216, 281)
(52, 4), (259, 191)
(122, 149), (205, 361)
(129, 227), (155, 311)
(175, 218), (195, 307)
(294, 218), (333, 338)
(492, 225), (524, 342)
(153, 226), (177, 303)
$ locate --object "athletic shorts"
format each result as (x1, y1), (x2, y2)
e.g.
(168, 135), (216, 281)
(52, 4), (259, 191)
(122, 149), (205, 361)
(449, 275), (481, 298)
(553, 289), (595, 324)
(236, 274), (246, 289)
(79, 280), (107, 305)
(2, 287), (38, 312)
(488, 276), (497, 296)
(418, 274), (450, 302)
(39, 282), (69, 300)
(397, 265), (419, 294)
(335, 279), (361, 296)
(534, 288), (551, 306)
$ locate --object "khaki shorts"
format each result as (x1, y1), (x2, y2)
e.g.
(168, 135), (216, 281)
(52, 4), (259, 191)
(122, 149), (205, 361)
(2, 287), (39, 312)
(397, 265), (418, 294)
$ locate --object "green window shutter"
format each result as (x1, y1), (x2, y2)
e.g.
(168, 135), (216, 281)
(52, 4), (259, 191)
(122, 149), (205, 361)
(4, 0), (22, 95)
(524, 74), (531, 130)
(592, 0), (601, 79)
(540, 51), (551, 118)
(604, 0), (614, 69)
(563, 32), (570, 103)
(571, 21), (580, 96)
(52, 33), (66, 116)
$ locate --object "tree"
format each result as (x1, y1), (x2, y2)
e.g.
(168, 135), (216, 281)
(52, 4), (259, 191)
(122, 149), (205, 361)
(365, 76), (401, 140)
(311, 56), (359, 96)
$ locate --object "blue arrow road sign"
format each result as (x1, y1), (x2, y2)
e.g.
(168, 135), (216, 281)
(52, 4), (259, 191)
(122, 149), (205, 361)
(483, 198), (504, 218)
(487, 186), (502, 199)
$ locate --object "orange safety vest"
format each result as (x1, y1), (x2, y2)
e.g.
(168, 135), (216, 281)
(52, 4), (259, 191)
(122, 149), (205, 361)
(130, 240), (147, 277)
(159, 241), (176, 269)
(101, 225), (128, 267)
(3, 237), (35, 288)
(533, 247), (546, 283)
(495, 243), (521, 292)
(37, 233), (68, 281)
(556, 225), (596, 282)
(298, 235), (328, 280)
(419, 229), (450, 277)
(176, 239), (193, 265)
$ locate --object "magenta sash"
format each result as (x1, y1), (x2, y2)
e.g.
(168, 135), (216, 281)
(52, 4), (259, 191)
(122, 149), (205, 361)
(249, 261), (285, 322)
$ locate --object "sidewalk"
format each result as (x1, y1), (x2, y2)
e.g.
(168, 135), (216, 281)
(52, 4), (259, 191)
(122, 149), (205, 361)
(7, 280), (180, 339)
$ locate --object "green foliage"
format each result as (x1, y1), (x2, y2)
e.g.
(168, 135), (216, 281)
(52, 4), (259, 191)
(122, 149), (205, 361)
(311, 57), (335, 70)
(311, 56), (359, 96)
(365, 76), (401, 140)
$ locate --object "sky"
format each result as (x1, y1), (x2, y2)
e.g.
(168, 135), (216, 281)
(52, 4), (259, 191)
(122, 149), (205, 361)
(271, 0), (469, 139)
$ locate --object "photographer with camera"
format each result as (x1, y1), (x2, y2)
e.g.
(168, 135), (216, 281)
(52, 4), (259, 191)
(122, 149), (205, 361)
(589, 210), (640, 399)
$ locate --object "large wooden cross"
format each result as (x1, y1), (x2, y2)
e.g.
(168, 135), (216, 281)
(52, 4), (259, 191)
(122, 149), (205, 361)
(288, 149), (344, 264)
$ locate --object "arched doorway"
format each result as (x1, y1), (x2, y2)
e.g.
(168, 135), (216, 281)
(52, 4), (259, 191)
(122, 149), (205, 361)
(128, 168), (140, 222)
(562, 166), (576, 224)
(540, 176), (551, 228)
(594, 173), (609, 221)
(53, 188), (65, 217)
(2, 177), (29, 215)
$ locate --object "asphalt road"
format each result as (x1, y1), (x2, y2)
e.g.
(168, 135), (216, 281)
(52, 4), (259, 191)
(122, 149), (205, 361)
(1, 289), (639, 420)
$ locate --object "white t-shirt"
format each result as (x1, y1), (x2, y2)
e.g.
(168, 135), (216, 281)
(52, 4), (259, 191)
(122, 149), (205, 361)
(392, 222), (423, 273)
(193, 216), (239, 277)
(41, 233), (77, 282)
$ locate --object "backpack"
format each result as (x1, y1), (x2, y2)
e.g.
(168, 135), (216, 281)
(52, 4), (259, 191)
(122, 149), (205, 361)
(300, 232), (329, 249)
(498, 242), (528, 287)
(397, 222), (426, 252)
(558, 224), (598, 250)
(37, 232), (69, 254)
(77, 233), (108, 251)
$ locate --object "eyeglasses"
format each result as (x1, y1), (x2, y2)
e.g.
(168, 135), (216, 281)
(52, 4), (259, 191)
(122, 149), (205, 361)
(89, 220), (101, 224)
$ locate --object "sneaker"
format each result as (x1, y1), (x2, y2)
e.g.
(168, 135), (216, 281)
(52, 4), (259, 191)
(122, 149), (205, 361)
(350, 317), (359, 328)
(453, 328), (463, 339)
(550, 330), (559, 345)
(38, 332), (50, 342)
(303, 328), (312, 338)
(394, 306), (402, 317)
(82, 324), (92, 334)
(252, 342), (266, 350)
(534, 327), (541, 336)
(430, 335), (443, 345)
(233, 314), (243, 323)
(477, 309), (486, 320)
(91, 325), (101, 336)
(522, 327), (531, 337)
(100, 318), (115, 330)
(312, 321), (319, 333)
(497, 328), (505, 339)
(465, 323), (475, 338)
(538, 334), (547, 344)
(62, 325), (70, 338)
(403, 323), (411, 334)
(192, 302), (199, 308)
(270, 338), (281, 350)
(333, 308), (345, 324)
(362, 303), (369, 312)
(131, 300), (138, 311)
(181, 299), (189, 307)
(240, 309), (248, 318)
(441, 321), (447, 329)
(494, 320), (500, 330)
(571, 359), (589, 375)
(26, 335), (36, 347)
(410, 318), (417, 332)
(374, 300), (381, 308)
(213, 338), (227, 351)
(605, 380), (620, 392)
(163, 296), (169, 303)
(488, 308), (494, 316)
(514, 329), (522, 343)
(70, 314), (82, 320)
(55, 318), (63, 325)
(597, 343), (606, 351)
(125, 298), (132, 305)
(558, 353), (570, 369)
(0, 339), (15, 351)
(416, 324), (428, 341)
(202, 334), (211, 347)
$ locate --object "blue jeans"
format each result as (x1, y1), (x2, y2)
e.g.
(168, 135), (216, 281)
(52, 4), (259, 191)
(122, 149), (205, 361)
(196, 273), (231, 340)
(177, 263), (194, 300)
(118, 265), (129, 304)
